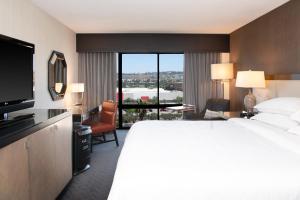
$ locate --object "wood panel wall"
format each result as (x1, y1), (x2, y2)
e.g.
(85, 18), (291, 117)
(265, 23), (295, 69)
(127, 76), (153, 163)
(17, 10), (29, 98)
(230, 0), (300, 110)
(76, 33), (229, 53)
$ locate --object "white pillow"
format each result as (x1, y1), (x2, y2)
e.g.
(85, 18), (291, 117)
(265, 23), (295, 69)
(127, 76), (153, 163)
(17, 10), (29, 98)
(251, 113), (299, 130)
(290, 111), (300, 123)
(254, 97), (300, 116)
(288, 126), (300, 136)
(204, 109), (224, 119)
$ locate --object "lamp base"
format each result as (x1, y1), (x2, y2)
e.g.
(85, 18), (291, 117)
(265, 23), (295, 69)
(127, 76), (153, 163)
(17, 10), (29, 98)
(244, 89), (256, 113)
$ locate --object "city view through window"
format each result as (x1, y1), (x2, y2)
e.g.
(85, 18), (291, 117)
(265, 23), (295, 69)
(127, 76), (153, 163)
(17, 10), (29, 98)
(118, 54), (184, 127)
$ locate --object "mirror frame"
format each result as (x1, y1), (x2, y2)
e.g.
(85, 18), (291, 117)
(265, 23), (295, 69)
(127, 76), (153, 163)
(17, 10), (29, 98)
(48, 51), (67, 101)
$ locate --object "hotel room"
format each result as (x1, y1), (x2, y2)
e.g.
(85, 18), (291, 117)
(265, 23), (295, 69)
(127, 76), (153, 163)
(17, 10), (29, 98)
(1, 0), (300, 199)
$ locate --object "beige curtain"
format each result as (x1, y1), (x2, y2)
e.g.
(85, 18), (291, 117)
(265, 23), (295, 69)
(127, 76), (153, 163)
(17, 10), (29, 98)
(78, 52), (117, 111)
(183, 52), (223, 112)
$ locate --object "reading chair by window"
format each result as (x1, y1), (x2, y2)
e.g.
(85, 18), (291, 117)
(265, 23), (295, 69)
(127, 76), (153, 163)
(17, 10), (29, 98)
(184, 98), (230, 120)
(82, 101), (119, 150)
(201, 98), (230, 117)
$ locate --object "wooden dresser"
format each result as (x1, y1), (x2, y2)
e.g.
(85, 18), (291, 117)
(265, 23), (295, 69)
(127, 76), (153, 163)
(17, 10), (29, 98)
(0, 109), (73, 200)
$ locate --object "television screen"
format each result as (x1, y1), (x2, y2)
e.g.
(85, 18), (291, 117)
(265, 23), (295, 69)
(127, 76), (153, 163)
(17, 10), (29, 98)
(0, 36), (34, 104)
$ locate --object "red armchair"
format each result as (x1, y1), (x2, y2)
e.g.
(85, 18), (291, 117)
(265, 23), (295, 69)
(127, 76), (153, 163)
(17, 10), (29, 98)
(82, 101), (119, 148)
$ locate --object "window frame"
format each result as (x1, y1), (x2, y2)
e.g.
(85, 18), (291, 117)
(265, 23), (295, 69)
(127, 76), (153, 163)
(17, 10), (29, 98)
(118, 52), (184, 129)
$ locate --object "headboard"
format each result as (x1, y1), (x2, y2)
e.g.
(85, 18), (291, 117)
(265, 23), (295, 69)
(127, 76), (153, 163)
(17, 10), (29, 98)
(253, 74), (300, 104)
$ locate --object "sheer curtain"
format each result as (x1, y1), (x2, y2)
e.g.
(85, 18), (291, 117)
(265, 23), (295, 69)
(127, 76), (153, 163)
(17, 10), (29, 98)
(78, 52), (117, 111)
(183, 52), (223, 112)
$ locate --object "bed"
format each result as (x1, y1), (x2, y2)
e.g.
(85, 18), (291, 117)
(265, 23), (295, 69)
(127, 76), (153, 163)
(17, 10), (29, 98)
(108, 79), (300, 200)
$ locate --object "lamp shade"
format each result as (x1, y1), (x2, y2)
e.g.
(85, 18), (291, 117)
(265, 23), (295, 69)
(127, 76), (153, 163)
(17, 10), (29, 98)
(236, 70), (265, 88)
(71, 83), (85, 93)
(211, 63), (234, 80)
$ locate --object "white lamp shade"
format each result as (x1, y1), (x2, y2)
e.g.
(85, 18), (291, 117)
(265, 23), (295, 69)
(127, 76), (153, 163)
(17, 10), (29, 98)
(211, 63), (234, 80)
(71, 83), (85, 93)
(236, 70), (265, 88)
(55, 83), (63, 93)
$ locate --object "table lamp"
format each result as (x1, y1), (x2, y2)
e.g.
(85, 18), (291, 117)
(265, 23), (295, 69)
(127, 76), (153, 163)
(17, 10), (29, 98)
(211, 63), (234, 99)
(71, 83), (85, 106)
(235, 70), (265, 113)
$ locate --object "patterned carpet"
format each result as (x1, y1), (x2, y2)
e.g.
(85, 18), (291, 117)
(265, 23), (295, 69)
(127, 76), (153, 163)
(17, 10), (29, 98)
(59, 130), (128, 200)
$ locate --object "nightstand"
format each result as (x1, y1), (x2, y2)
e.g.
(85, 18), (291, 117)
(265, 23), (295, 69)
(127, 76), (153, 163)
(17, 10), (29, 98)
(222, 111), (241, 119)
(183, 111), (253, 120)
(223, 111), (254, 119)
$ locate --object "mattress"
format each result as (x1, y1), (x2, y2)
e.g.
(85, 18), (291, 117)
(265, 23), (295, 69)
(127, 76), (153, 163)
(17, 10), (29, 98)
(108, 119), (300, 200)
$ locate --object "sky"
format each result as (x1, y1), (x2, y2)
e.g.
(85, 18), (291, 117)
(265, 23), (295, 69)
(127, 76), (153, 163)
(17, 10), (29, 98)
(122, 54), (183, 73)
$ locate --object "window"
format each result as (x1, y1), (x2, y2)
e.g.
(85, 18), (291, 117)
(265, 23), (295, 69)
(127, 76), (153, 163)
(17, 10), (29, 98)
(159, 54), (183, 104)
(118, 53), (184, 128)
(122, 54), (157, 105)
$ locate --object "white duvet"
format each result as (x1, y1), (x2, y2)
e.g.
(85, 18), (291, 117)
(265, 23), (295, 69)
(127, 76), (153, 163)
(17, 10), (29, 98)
(108, 119), (300, 200)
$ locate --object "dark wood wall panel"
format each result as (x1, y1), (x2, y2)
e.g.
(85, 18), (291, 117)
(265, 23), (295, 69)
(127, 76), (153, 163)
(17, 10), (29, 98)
(76, 34), (229, 53)
(230, 0), (300, 110)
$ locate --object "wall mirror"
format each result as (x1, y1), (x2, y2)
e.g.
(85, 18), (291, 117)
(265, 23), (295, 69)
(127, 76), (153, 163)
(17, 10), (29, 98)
(48, 51), (67, 101)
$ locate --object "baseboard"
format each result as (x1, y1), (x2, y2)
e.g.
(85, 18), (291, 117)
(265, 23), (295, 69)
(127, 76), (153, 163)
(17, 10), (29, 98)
(56, 177), (73, 200)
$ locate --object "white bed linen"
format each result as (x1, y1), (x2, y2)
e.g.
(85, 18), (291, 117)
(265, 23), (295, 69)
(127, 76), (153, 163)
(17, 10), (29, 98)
(108, 119), (300, 200)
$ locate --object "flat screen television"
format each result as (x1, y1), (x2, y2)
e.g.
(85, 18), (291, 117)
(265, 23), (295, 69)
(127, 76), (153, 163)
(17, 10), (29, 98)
(0, 34), (35, 116)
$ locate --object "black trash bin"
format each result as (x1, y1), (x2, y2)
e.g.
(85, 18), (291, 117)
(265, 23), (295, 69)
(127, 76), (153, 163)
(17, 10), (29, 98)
(73, 123), (92, 175)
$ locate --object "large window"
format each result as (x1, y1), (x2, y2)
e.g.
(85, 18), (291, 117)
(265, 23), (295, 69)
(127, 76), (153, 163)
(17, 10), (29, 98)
(122, 54), (158, 105)
(118, 53), (183, 128)
(159, 54), (183, 104)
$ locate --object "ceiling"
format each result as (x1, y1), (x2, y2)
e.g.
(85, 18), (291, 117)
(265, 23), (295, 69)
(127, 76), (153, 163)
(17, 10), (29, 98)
(31, 0), (289, 34)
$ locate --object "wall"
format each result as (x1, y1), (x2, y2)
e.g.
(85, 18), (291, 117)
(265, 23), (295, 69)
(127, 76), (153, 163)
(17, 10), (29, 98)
(0, 0), (78, 109)
(230, 0), (300, 110)
(77, 33), (229, 53)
